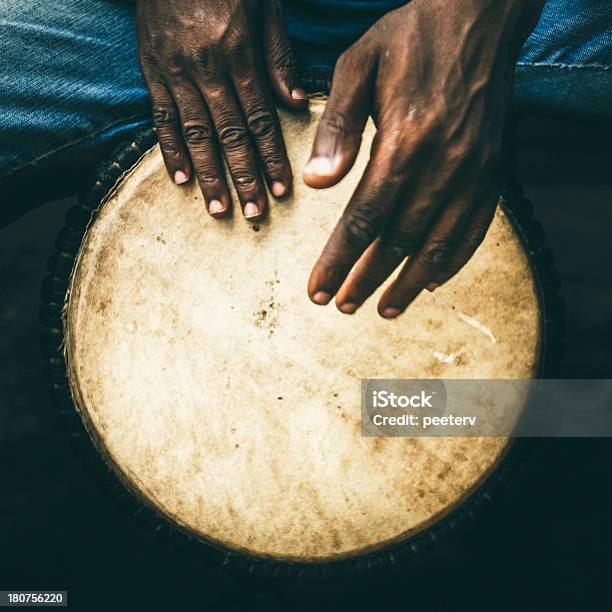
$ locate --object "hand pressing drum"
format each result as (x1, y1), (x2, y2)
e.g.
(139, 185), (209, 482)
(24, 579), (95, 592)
(136, 0), (307, 222)
(303, 0), (543, 318)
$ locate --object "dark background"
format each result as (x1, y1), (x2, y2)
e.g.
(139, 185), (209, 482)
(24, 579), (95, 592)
(1, 119), (611, 611)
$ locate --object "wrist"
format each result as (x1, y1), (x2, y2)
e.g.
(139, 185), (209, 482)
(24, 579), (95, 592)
(420, 0), (544, 63)
(463, 0), (545, 54)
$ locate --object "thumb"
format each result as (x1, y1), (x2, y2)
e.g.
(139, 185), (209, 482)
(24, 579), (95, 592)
(303, 46), (376, 189)
(263, 0), (308, 110)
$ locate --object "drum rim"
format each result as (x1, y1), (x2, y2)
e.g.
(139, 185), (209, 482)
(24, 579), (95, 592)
(39, 124), (565, 578)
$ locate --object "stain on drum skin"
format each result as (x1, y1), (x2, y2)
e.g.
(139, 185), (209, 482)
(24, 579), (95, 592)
(64, 99), (540, 563)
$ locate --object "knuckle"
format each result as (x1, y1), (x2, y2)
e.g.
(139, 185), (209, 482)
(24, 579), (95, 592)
(247, 110), (277, 140)
(420, 239), (454, 268)
(335, 47), (357, 72)
(218, 124), (250, 149)
(203, 84), (226, 104)
(260, 151), (286, 171)
(444, 140), (472, 168)
(381, 227), (418, 259)
(232, 172), (258, 191)
(157, 135), (183, 161)
(196, 172), (222, 188)
(161, 147), (183, 163)
(153, 105), (177, 127)
(342, 207), (382, 250)
(319, 110), (355, 138)
(271, 44), (296, 73)
(183, 121), (212, 145)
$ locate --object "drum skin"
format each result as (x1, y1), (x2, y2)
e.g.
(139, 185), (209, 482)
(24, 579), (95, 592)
(61, 99), (541, 563)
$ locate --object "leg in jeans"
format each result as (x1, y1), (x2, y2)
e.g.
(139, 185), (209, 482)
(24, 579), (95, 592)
(0, 0), (148, 226)
(515, 0), (612, 124)
(283, 0), (612, 124)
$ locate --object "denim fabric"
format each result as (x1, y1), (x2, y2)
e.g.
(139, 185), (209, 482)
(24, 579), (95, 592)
(284, 0), (612, 124)
(0, 0), (610, 214)
(516, 0), (612, 123)
(0, 1), (150, 180)
(284, 0), (407, 69)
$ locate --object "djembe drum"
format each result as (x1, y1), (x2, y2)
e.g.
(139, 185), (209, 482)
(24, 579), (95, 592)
(40, 98), (563, 576)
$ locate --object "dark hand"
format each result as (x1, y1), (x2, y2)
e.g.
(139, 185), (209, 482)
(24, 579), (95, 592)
(137, 0), (307, 221)
(304, 0), (543, 318)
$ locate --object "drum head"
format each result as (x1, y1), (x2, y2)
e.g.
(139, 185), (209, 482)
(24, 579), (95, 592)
(61, 99), (541, 563)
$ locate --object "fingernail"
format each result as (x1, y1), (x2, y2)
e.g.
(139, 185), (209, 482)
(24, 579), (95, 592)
(304, 157), (334, 177)
(174, 170), (189, 185)
(209, 199), (224, 214)
(338, 302), (359, 314)
(381, 307), (401, 319)
(291, 88), (307, 101)
(244, 202), (259, 218)
(271, 181), (286, 197)
(426, 282), (439, 293)
(312, 291), (331, 306)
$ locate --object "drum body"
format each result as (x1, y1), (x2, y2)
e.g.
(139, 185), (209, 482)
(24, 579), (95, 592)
(41, 98), (562, 574)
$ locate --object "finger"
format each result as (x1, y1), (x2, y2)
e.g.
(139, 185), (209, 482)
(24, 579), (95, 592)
(146, 78), (191, 185)
(263, 0), (308, 109)
(335, 186), (443, 312)
(231, 45), (292, 199)
(427, 194), (498, 290)
(303, 45), (376, 189)
(334, 223), (417, 314)
(172, 83), (230, 218)
(200, 78), (268, 221)
(377, 198), (476, 318)
(307, 134), (422, 307)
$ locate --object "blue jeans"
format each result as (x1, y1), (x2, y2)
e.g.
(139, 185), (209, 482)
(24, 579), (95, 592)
(0, 0), (610, 225)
